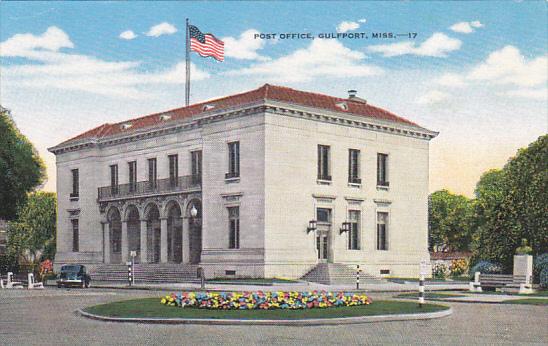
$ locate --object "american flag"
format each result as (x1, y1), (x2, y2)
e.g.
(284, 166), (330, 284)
(189, 25), (224, 62)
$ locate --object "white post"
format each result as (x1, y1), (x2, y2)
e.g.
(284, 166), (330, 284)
(419, 274), (425, 307)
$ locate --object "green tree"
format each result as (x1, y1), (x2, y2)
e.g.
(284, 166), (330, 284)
(0, 106), (46, 220)
(6, 192), (57, 265)
(472, 135), (548, 270)
(429, 189), (474, 252)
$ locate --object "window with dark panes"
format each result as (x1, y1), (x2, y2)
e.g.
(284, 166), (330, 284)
(228, 207), (240, 249)
(317, 145), (331, 181)
(227, 142), (240, 178)
(377, 212), (388, 250)
(72, 219), (79, 252)
(128, 161), (137, 192)
(169, 154), (178, 186)
(348, 210), (360, 250)
(191, 150), (202, 184)
(348, 149), (361, 184)
(71, 169), (79, 198)
(377, 153), (389, 187)
(110, 164), (118, 195)
(148, 158), (157, 188)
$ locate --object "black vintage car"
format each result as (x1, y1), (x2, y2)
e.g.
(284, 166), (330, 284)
(57, 264), (91, 288)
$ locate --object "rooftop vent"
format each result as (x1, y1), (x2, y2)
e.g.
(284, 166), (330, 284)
(120, 122), (133, 130)
(160, 114), (172, 121)
(203, 104), (215, 111)
(347, 89), (367, 104)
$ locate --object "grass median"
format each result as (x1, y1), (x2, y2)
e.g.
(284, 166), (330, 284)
(83, 298), (449, 320)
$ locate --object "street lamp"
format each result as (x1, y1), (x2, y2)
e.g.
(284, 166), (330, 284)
(306, 220), (317, 234)
(340, 221), (351, 235)
(190, 204), (198, 218)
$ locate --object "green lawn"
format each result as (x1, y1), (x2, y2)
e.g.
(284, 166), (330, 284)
(83, 298), (449, 320)
(470, 290), (548, 297)
(502, 298), (548, 306)
(395, 292), (466, 299)
(206, 278), (299, 284)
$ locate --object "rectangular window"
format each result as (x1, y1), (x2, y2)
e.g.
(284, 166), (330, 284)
(317, 145), (331, 181)
(169, 154), (178, 186)
(377, 153), (389, 187)
(148, 158), (157, 188)
(348, 149), (361, 184)
(377, 212), (389, 250)
(110, 164), (119, 195)
(348, 210), (360, 250)
(72, 219), (79, 252)
(228, 207), (240, 249)
(316, 208), (332, 223)
(226, 142), (240, 179)
(71, 169), (79, 198)
(191, 150), (202, 184)
(128, 161), (137, 192)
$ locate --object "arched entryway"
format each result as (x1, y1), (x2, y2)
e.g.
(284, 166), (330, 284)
(166, 201), (182, 263)
(125, 205), (141, 263)
(145, 204), (161, 263)
(107, 207), (122, 264)
(186, 199), (202, 264)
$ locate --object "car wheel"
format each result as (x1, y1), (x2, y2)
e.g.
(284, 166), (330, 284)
(57, 284), (62, 288)
(86, 280), (90, 288)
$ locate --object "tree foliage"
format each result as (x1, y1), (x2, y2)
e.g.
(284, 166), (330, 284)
(472, 135), (548, 270)
(6, 192), (57, 265)
(0, 106), (46, 220)
(429, 190), (474, 252)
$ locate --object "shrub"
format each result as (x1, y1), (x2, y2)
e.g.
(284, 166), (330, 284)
(432, 263), (449, 279)
(469, 260), (502, 278)
(534, 253), (548, 284)
(540, 267), (548, 289)
(449, 258), (469, 277)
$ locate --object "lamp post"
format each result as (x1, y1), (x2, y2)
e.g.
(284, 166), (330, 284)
(339, 221), (351, 235)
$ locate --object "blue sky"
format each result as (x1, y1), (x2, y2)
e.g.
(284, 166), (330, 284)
(1, 1), (547, 195)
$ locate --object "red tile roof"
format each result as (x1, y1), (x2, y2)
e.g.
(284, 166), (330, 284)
(60, 84), (424, 146)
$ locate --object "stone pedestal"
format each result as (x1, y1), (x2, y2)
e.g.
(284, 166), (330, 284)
(513, 255), (533, 294)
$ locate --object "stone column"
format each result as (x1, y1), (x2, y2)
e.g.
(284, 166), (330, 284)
(103, 221), (111, 264)
(140, 219), (148, 264)
(160, 217), (168, 263)
(182, 217), (190, 263)
(121, 220), (128, 263)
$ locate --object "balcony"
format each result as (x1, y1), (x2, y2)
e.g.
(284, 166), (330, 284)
(98, 175), (201, 201)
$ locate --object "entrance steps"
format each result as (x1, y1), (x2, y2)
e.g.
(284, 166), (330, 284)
(300, 263), (383, 285)
(90, 263), (200, 283)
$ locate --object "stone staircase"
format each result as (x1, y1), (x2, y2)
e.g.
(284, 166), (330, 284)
(90, 263), (201, 283)
(301, 263), (383, 285)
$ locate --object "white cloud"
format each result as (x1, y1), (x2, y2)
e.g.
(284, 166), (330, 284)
(468, 45), (547, 87)
(1, 27), (208, 99)
(145, 22), (177, 37)
(358, 19), (367, 24)
(436, 73), (467, 88)
(450, 21), (483, 34)
(505, 88), (547, 100)
(119, 30), (137, 40)
(0, 26), (73, 57)
(368, 33), (461, 57)
(417, 90), (450, 105)
(223, 29), (270, 61)
(337, 21), (360, 33)
(227, 39), (383, 83)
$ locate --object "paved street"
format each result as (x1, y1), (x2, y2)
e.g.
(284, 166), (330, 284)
(1, 288), (547, 345)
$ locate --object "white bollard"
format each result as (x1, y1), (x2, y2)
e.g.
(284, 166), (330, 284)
(418, 274), (425, 307)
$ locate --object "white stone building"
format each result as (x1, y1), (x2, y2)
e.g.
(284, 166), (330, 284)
(48, 84), (438, 279)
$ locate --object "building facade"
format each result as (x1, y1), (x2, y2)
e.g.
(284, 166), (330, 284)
(49, 84), (438, 279)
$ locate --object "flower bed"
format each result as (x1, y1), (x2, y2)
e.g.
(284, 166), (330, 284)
(160, 291), (372, 310)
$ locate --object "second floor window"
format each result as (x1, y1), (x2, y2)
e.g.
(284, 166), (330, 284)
(169, 154), (178, 186)
(228, 206), (240, 249)
(348, 210), (360, 250)
(377, 153), (389, 187)
(71, 169), (79, 198)
(317, 145), (331, 181)
(348, 149), (361, 184)
(227, 142), (240, 179)
(110, 164), (119, 194)
(128, 161), (137, 192)
(148, 158), (157, 188)
(191, 150), (202, 183)
(72, 219), (79, 252)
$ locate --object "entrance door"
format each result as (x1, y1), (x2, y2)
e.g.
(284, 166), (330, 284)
(316, 231), (329, 262)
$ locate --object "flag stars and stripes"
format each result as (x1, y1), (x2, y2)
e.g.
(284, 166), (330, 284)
(189, 25), (224, 61)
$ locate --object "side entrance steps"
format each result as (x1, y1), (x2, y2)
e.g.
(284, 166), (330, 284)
(300, 263), (384, 285)
(90, 263), (201, 283)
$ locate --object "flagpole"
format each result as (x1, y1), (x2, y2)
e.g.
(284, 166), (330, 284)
(185, 18), (190, 107)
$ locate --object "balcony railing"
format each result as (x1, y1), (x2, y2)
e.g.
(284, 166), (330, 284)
(98, 175), (201, 201)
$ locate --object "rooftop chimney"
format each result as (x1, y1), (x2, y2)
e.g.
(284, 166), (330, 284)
(347, 89), (367, 104)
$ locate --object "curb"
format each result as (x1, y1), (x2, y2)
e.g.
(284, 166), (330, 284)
(77, 306), (452, 326)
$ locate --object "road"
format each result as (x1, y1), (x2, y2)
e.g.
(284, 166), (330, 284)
(0, 288), (547, 345)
